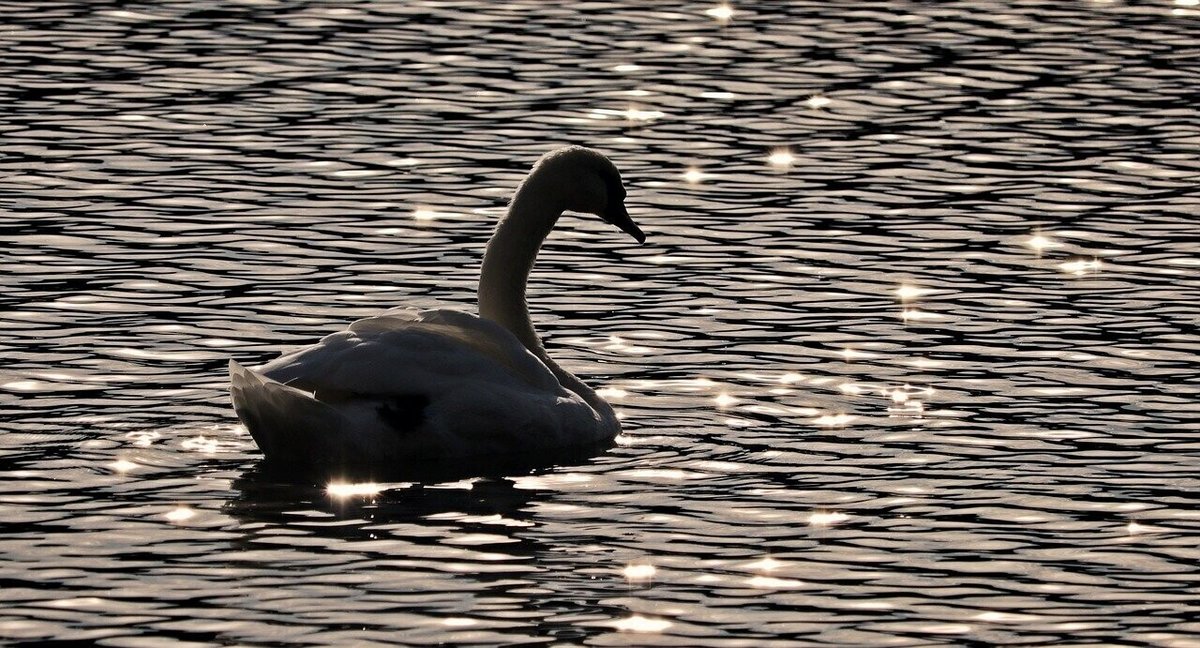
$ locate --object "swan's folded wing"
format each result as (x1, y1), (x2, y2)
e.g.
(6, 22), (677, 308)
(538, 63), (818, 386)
(255, 309), (563, 397)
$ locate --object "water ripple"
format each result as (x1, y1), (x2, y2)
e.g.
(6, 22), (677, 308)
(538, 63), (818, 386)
(3, 0), (1200, 645)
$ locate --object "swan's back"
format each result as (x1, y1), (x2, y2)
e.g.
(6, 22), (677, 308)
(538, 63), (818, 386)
(262, 310), (560, 395)
(229, 309), (615, 475)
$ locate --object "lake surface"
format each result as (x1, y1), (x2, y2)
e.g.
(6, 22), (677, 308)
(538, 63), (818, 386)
(3, 0), (1200, 644)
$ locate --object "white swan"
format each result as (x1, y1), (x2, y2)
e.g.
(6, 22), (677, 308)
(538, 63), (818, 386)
(229, 146), (644, 476)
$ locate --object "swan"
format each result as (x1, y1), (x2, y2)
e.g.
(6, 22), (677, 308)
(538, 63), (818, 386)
(229, 146), (645, 477)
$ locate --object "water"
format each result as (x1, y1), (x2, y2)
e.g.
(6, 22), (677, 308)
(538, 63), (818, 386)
(3, 0), (1200, 644)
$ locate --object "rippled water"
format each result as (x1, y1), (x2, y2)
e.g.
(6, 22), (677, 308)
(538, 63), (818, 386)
(4, 0), (1200, 644)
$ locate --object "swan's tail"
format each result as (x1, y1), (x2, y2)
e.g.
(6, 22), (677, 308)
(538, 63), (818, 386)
(229, 360), (346, 469)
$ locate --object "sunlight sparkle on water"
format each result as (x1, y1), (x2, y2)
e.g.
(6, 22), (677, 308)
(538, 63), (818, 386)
(165, 506), (195, 522)
(714, 392), (739, 408)
(1061, 258), (1101, 276)
(748, 575), (805, 589)
(596, 386), (627, 399)
(815, 413), (855, 427)
(612, 615), (672, 633)
(805, 95), (832, 109)
(1026, 232), (1063, 254)
(919, 624), (973, 634)
(705, 3), (734, 23)
(809, 510), (851, 526)
(682, 167), (707, 184)
(1126, 520), (1162, 535)
(623, 106), (665, 122)
(623, 563), (657, 583)
(768, 148), (795, 170)
(327, 482), (384, 498)
(180, 435), (223, 454)
(976, 611), (1041, 623)
(1, 380), (43, 392)
(127, 430), (160, 447)
(111, 459), (139, 473)
(605, 335), (652, 355)
(887, 385), (927, 417)
(896, 284), (931, 301)
(900, 308), (942, 322)
(839, 382), (863, 395)
(746, 556), (782, 572)
(842, 347), (878, 361)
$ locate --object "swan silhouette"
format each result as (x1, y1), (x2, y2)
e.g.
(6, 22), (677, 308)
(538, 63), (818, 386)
(229, 146), (645, 477)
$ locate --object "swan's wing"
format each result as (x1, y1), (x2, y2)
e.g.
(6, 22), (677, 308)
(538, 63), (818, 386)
(256, 309), (562, 397)
(234, 309), (613, 470)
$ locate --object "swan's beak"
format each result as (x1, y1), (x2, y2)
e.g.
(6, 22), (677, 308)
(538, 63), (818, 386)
(605, 203), (646, 244)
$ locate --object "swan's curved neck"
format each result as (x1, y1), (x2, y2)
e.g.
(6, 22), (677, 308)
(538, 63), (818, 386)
(477, 174), (616, 424)
(478, 173), (560, 356)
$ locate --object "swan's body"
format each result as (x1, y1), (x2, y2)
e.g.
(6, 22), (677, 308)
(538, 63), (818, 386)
(229, 146), (644, 476)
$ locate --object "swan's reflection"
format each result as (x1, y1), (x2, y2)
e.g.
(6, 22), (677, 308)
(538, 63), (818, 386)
(225, 467), (543, 535)
(223, 434), (618, 530)
(222, 463), (639, 643)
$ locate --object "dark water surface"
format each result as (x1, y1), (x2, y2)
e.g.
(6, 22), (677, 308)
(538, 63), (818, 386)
(3, 1), (1200, 645)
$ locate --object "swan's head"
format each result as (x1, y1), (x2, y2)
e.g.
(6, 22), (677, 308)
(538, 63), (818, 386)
(535, 146), (645, 244)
